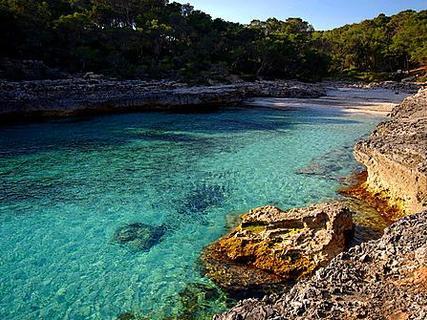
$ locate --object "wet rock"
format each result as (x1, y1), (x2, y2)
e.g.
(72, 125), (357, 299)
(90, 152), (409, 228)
(354, 88), (427, 216)
(343, 198), (388, 246)
(202, 202), (354, 298)
(215, 210), (427, 320)
(113, 223), (167, 252)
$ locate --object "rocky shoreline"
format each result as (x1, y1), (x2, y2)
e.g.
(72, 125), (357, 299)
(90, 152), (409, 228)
(212, 88), (427, 319)
(215, 210), (427, 320)
(0, 79), (324, 121)
(354, 89), (427, 217)
(1, 78), (424, 123)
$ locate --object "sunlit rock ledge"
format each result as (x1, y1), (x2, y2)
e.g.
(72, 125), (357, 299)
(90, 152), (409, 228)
(0, 79), (325, 120)
(201, 203), (354, 298)
(354, 88), (427, 217)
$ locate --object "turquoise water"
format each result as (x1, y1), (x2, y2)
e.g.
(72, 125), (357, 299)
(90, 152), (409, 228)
(0, 103), (382, 319)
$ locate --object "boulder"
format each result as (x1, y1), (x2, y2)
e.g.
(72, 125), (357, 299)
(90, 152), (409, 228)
(201, 203), (354, 297)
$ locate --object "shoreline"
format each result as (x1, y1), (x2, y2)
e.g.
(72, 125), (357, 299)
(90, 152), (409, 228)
(1, 78), (425, 318)
(213, 88), (427, 319)
(0, 79), (423, 124)
(0, 79), (325, 123)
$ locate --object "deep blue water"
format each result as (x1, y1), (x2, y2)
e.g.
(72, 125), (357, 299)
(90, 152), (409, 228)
(0, 104), (382, 319)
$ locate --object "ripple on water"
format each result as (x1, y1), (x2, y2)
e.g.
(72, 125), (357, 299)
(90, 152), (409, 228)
(0, 106), (384, 319)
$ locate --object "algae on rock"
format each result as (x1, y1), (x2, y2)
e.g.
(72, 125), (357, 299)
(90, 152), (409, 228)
(202, 202), (354, 297)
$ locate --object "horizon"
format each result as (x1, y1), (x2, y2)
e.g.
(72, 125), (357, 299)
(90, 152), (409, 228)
(174, 0), (426, 30)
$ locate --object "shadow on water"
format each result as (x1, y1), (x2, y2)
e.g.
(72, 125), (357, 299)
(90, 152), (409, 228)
(0, 105), (360, 160)
(0, 109), (293, 157)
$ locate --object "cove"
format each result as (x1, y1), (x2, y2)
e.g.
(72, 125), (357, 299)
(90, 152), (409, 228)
(0, 100), (384, 319)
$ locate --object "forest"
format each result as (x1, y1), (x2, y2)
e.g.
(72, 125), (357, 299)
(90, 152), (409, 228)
(0, 0), (426, 82)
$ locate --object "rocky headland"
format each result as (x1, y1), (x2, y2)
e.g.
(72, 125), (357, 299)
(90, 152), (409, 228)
(0, 79), (324, 121)
(212, 88), (427, 319)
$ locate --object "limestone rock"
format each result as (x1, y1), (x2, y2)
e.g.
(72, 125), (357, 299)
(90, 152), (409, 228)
(201, 203), (353, 297)
(350, 80), (424, 94)
(215, 210), (427, 320)
(0, 79), (324, 120)
(354, 88), (427, 216)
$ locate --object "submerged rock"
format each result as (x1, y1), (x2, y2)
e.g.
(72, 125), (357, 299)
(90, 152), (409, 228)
(175, 282), (230, 320)
(296, 145), (358, 181)
(353, 88), (427, 217)
(173, 184), (227, 225)
(180, 185), (226, 214)
(117, 283), (229, 320)
(113, 223), (167, 252)
(216, 210), (427, 320)
(201, 203), (354, 298)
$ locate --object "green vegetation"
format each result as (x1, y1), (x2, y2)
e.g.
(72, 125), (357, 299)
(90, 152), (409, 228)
(0, 1), (425, 81)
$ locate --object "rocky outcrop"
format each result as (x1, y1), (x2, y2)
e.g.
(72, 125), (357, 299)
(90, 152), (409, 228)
(201, 203), (353, 298)
(353, 89), (427, 217)
(215, 210), (427, 320)
(0, 79), (324, 120)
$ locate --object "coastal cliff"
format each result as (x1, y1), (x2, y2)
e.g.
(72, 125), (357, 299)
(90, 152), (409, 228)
(354, 89), (427, 216)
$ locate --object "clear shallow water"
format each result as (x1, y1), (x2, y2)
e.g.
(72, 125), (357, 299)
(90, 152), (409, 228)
(0, 104), (382, 319)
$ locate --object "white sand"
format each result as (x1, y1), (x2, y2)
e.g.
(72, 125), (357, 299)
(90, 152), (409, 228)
(245, 87), (410, 116)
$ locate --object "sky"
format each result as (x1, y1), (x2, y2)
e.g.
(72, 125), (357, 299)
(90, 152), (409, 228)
(174, 0), (426, 30)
